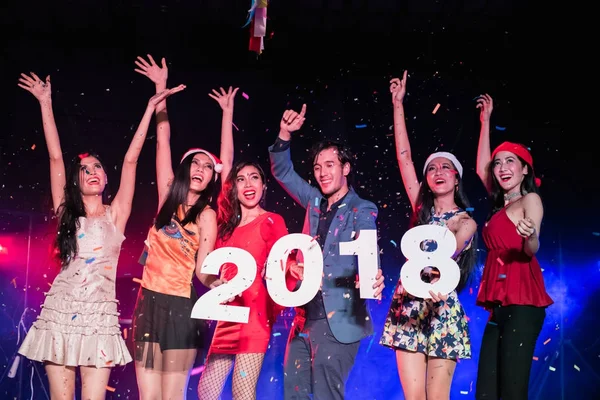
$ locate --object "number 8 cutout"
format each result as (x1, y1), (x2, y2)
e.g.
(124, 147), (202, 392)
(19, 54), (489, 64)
(399, 225), (460, 299)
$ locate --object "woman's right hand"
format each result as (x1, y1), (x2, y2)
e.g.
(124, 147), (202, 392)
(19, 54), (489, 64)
(134, 55), (168, 87)
(147, 85), (186, 110)
(476, 93), (493, 123)
(18, 72), (52, 103)
(390, 70), (408, 106)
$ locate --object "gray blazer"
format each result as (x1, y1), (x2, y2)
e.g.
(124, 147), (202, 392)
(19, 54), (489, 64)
(269, 145), (380, 343)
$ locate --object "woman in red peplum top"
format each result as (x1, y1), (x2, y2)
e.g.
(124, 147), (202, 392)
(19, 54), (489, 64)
(474, 94), (553, 400)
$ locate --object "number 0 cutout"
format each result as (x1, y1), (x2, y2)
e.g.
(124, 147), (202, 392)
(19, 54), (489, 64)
(339, 229), (379, 299)
(190, 247), (256, 323)
(266, 233), (324, 307)
(399, 225), (460, 299)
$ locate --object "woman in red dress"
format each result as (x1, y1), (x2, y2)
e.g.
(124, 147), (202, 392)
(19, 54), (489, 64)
(197, 88), (296, 399)
(474, 94), (553, 400)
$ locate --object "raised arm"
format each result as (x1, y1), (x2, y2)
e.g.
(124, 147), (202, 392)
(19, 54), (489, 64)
(390, 71), (420, 211)
(18, 73), (66, 214)
(111, 85), (187, 233)
(475, 94), (494, 194)
(209, 86), (239, 184)
(268, 104), (320, 207)
(195, 208), (218, 286)
(134, 55), (174, 209)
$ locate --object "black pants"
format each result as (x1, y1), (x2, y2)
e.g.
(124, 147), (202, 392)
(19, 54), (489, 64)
(284, 318), (360, 400)
(476, 305), (546, 400)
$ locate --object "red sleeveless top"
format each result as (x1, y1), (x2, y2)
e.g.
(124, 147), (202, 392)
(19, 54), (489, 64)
(476, 208), (553, 309)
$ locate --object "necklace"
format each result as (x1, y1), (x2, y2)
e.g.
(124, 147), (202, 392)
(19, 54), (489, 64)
(504, 192), (522, 203)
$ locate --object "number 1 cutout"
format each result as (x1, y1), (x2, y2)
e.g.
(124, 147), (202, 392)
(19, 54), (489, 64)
(339, 229), (379, 299)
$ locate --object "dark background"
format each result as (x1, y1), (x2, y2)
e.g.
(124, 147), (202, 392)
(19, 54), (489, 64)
(1, 1), (594, 399)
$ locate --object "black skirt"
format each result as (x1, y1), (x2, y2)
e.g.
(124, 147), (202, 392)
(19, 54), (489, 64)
(132, 287), (206, 370)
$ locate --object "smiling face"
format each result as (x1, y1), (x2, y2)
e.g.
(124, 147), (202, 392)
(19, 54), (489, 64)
(189, 153), (214, 193)
(78, 156), (107, 196)
(313, 147), (350, 197)
(492, 150), (528, 193)
(424, 157), (459, 196)
(235, 165), (265, 209)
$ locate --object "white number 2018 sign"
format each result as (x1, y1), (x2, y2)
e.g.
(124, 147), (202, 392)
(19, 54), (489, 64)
(190, 225), (460, 323)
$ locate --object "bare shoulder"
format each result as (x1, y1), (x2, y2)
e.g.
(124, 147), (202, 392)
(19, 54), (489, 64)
(197, 207), (217, 225)
(522, 192), (542, 207)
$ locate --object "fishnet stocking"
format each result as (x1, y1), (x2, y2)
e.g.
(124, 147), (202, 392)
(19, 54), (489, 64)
(231, 353), (265, 400)
(197, 353), (265, 400)
(198, 354), (234, 400)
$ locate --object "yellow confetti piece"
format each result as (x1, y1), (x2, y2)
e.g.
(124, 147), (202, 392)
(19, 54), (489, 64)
(327, 311), (336, 319)
(543, 338), (551, 345)
(104, 266), (113, 270)
(132, 278), (143, 284)
(106, 386), (116, 392)
(144, 333), (150, 337)
(432, 103), (441, 114)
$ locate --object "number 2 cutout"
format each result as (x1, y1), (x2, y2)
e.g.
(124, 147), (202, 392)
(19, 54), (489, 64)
(190, 248), (256, 323)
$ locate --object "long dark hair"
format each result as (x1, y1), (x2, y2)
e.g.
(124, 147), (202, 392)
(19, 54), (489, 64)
(217, 161), (267, 241)
(54, 152), (109, 267)
(409, 166), (477, 293)
(155, 153), (218, 229)
(487, 156), (539, 220)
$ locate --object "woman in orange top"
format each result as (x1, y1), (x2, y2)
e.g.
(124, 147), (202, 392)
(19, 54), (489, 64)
(131, 55), (222, 400)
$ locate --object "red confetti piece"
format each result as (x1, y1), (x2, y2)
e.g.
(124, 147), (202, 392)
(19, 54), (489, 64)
(93, 246), (103, 251)
(533, 356), (539, 361)
(106, 386), (116, 392)
(432, 103), (441, 114)
(496, 257), (504, 266)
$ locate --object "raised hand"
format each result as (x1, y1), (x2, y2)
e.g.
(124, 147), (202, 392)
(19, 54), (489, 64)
(208, 86), (239, 112)
(280, 104), (306, 134)
(516, 217), (536, 239)
(390, 70), (408, 106)
(134, 55), (168, 86)
(148, 85), (186, 109)
(18, 72), (52, 103)
(476, 93), (493, 123)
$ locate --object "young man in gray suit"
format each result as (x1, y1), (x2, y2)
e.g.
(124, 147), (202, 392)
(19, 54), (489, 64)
(269, 104), (385, 400)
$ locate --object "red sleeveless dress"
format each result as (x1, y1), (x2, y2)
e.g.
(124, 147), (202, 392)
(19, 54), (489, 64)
(208, 212), (289, 355)
(476, 208), (553, 309)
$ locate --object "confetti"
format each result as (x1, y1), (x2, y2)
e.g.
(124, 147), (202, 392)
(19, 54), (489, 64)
(78, 233), (85, 239)
(240, 370), (247, 377)
(543, 338), (551, 345)
(132, 278), (143, 284)
(533, 356), (539, 361)
(574, 364), (580, 371)
(93, 246), (103, 251)
(549, 366), (556, 371)
(273, 332), (281, 337)
(355, 124), (367, 129)
(191, 365), (206, 376)
(432, 103), (441, 114)
(390, 240), (397, 247)
(496, 257), (504, 266)
(31, 144), (36, 150)
(106, 386), (116, 392)
(85, 257), (96, 264)
(299, 333), (308, 338)
(232, 122), (239, 131)
(498, 274), (506, 279)
(242, 92), (249, 100)
(495, 126), (506, 131)
(460, 391), (469, 395)
(465, 207), (474, 211)
(123, 328), (127, 340)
